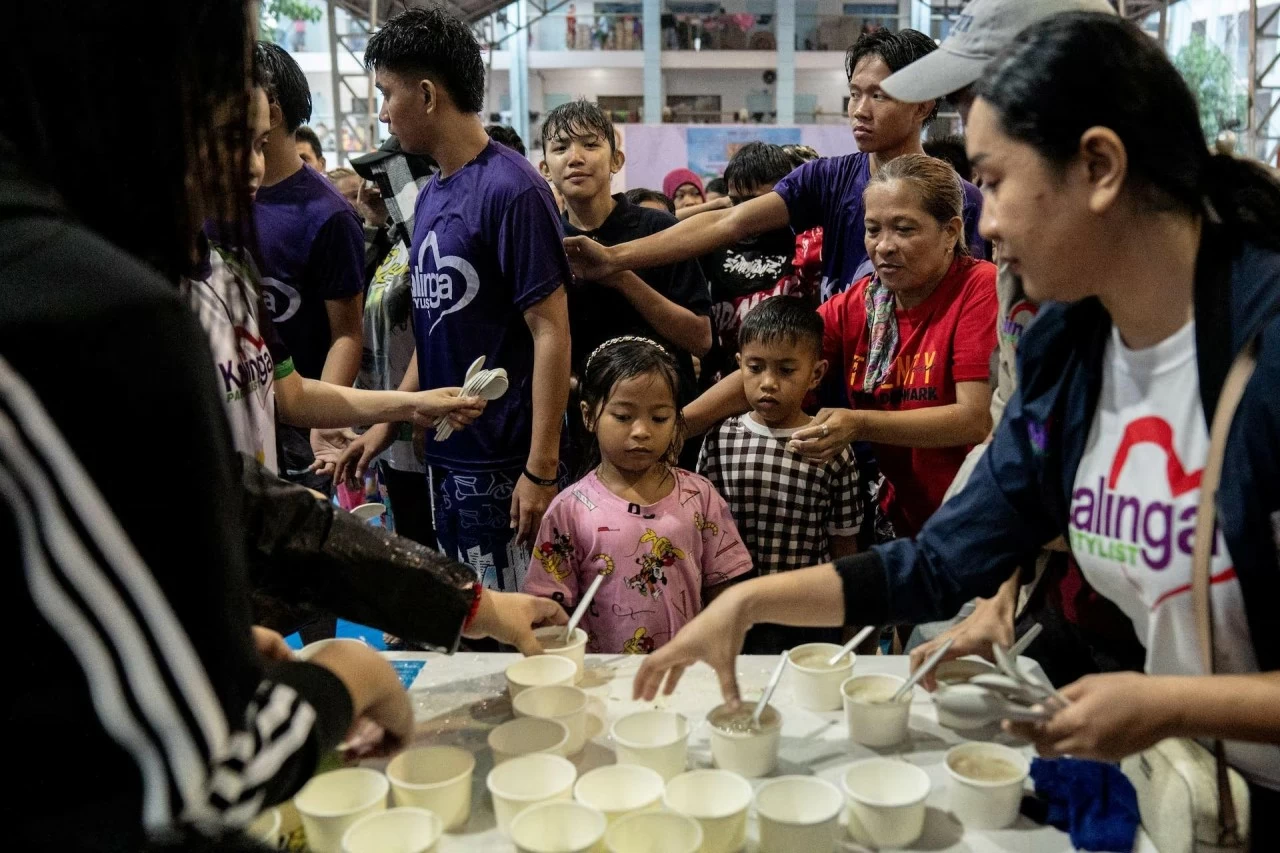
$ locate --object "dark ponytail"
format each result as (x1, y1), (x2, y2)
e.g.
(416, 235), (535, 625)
(975, 12), (1280, 251)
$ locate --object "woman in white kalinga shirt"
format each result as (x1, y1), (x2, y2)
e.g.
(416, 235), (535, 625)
(633, 13), (1280, 842)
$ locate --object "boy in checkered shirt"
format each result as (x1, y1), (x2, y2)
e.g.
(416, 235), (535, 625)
(698, 297), (864, 652)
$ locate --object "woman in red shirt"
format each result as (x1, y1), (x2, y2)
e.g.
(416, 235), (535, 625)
(795, 154), (997, 534)
(686, 154), (997, 536)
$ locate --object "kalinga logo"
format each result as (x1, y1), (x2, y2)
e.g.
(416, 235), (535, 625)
(219, 326), (275, 402)
(1069, 416), (1213, 570)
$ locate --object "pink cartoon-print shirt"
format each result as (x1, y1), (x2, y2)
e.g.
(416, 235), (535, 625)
(522, 468), (754, 654)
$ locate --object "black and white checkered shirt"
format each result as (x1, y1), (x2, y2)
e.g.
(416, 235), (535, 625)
(698, 414), (863, 575)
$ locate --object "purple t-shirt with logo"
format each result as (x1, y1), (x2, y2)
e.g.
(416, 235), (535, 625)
(773, 152), (986, 302)
(253, 164), (365, 380)
(410, 140), (570, 472)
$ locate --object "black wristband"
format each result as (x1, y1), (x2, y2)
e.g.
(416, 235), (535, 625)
(522, 467), (559, 487)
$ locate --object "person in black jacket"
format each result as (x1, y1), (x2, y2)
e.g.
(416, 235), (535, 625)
(0, 3), (563, 850)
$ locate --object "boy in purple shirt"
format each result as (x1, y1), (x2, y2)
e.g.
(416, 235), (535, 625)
(252, 43), (366, 492)
(563, 29), (985, 303)
(340, 7), (572, 592)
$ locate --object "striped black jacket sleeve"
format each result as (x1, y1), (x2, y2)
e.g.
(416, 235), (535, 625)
(1, 352), (350, 838)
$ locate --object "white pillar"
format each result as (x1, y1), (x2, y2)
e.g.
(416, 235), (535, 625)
(509, 0), (531, 142)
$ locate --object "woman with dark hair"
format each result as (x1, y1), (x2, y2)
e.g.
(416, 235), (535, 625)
(0, 2), (562, 849)
(633, 12), (1280, 840)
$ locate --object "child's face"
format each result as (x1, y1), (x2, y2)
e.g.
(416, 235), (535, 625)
(543, 129), (621, 205)
(738, 339), (826, 427)
(583, 371), (678, 474)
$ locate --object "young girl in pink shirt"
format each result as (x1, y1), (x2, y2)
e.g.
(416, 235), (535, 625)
(523, 337), (753, 653)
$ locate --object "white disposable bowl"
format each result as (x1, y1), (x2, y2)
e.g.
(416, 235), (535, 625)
(706, 702), (782, 778)
(341, 806), (442, 853)
(488, 717), (571, 765)
(573, 764), (665, 823)
(610, 710), (690, 781)
(532, 626), (588, 683)
(486, 753), (578, 835)
(842, 758), (931, 849)
(509, 800), (607, 853)
(506, 655), (578, 697)
(754, 775), (845, 853)
(787, 643), (855, 711)
(945, 742), (1031, 829)
(605, 810), (704, 853)
(663, 769), (753, 853)
(295, 636), (367, 661)
(247, 807), (281, 846)
(511, 685), (589, 754)
(293, 767), (389, 853)
(385, 745), (475, 831)
(841, 674), (912, 747)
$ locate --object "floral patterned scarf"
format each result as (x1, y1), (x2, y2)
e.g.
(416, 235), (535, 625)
(862, 273), (898, 392)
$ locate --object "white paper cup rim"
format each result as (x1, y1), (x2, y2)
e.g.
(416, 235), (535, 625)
(341, 806), (442, 850)
(943, 742), (1031, 788)
(295, 767), (389, 818)
(611, 710), (689, 748)
(706, 702), (782, 737)
(787, 643), (855, 672)
(574, 764), (665, 811)
(489, 717), (571, 754)
(842, 758), (931, 808)
(386, 745), (476, 789)
(512, 684), (589, 718)
(487, 753), (577, 801)
(663, 769), (754, 819)
(840, 673), (911, 705)
(533, 625), (588, 650)
(606, 810), (704, 850)
(509, 801), (607, 853)
(754, 775), (844, 825)
(507, 655), (579, 684)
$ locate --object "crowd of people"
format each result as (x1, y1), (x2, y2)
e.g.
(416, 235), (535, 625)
(3, 0), (1279, 849)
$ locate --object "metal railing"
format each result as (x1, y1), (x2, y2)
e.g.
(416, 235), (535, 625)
(661, 12), (778, 50)
(796, 14), (897, 51)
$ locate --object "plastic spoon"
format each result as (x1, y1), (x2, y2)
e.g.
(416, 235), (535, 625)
(563, 573), (605, 643)
(934, 684), (1056, 726)
(891, 636), (954, 703)
(826, 625), (876, 667)
(1007, 622), (1043, 659)
(994, 641), (1070, 708)
(435, 367), (509, 441)
(750, 656), (789, 730)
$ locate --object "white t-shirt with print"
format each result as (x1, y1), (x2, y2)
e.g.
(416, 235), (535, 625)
(181, 249), (289, 474)
(1070, 320), (1278, 787)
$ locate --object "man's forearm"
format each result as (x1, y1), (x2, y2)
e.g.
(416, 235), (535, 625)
(526, 292), (571, 476)
(853, 403), (991, 448)
(613, 193), (788, 272)
(732, 564), (847, 628)
(683, 371), (751, 436)
(610, 271), (711, 356)
(1162, 673), (1280, 743)
(320, 333), (362, 387)
(279, 378), (417, 429)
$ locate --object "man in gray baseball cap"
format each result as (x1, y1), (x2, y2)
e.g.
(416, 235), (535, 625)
(882, 0), (1114, 117)
(894, 0), (1143, 692)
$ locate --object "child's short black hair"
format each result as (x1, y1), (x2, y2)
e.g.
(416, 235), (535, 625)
(845, 28), (940, 122)
(541, 99), (616, 154)
(723, 142), (797, 197)
(923, 134), (971, 183)
(486, 124), (526, 156)
(296, 126), (323, 161)
(705, 177), (727, 196)
(738, 297), (824, 359)
(254, 41), (312, 133)
(624, 188), (674, 214)
(365, 6), (486, 115)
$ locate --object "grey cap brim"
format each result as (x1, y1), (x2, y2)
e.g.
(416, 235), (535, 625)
(881, 47), (991, 104)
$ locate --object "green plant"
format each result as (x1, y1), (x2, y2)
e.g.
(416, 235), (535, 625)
(260, 0), (322, 39)
(1173, 33), (1246, 144)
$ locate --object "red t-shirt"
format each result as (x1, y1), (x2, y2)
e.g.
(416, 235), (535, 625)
(818, 255), (997, 535)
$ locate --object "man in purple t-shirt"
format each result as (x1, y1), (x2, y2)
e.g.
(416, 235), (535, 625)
(563, 29), (985, 304)
(252, 43), (366, 493)
(340, 7), (572, 593)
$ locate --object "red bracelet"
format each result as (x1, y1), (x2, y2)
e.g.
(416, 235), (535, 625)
(463, 582), (483, 631)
